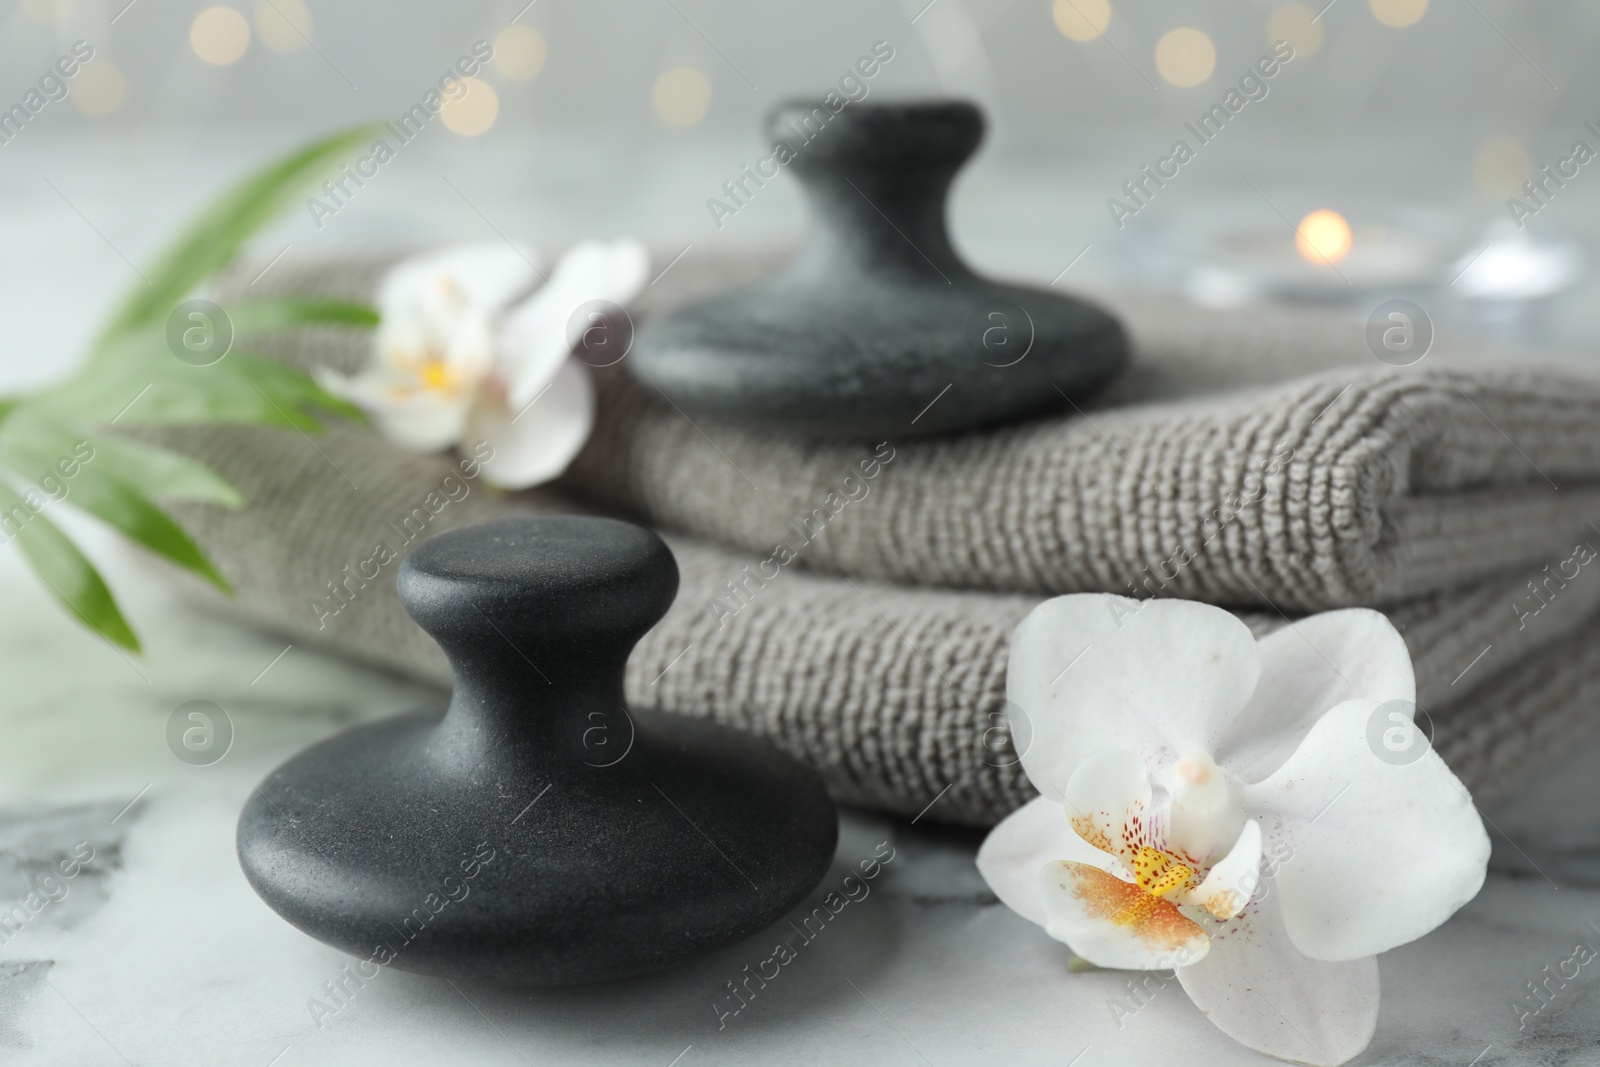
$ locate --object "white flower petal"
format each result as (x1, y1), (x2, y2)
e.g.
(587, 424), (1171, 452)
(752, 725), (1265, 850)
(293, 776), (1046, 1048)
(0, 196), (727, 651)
(314, 366), (383, 407)
(1180, 819), (1262, 921)
(1216, 609), (1415, 784)
(379, 240), (540, 314)
(435, 305), (497, 378)
(500, 238), (651, 410)
(315, 368), (469, 453)
(1242, 697), (1489, 963)
(976, 795), (1113, 928)
(1041, 860), (1210, 970)
(1177, 889), (1378, 1067)
(465, 358), (595, 489)
(371, 396), (472, 453)
(1062, 749), (1151, 863)
(1009, 595), (1261, 801)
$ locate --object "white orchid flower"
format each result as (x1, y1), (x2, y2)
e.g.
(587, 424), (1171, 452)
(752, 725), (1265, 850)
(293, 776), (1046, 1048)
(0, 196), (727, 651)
(978, 595), (1490, 1066)
(317, 238), (649, 489)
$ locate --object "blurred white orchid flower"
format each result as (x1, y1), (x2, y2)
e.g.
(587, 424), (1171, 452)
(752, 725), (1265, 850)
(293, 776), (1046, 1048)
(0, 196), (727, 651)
(318, 238), (649, 488)
(978, 595), (1490, 1066)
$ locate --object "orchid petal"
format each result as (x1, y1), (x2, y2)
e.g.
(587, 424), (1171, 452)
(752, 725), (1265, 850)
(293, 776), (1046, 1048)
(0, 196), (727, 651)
(315, 367), (468, 453)
(465, 358), (594, 489)
(369, 399), (472, 453)
(1041, 860), (1210, 970)
(500, 238), (650, 410)
(1180, 819), (1262, 921)
(1061, 749), (1153, 864)
(372, 243), (539, 395)
(1216, 610), (1415, 784)
(1242, 697), (1489, 962)
(378, 240), (540, 314)
(313, 365), (383, 408)
(1009, 596), (1260, 801)
(976, 795), (1114, 928)
(1177, 888), (1378, 1067)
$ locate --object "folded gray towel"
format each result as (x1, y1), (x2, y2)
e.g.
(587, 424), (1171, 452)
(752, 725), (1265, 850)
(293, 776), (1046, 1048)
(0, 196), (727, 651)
(151, 419), (1600, 826)
(135, 247), (1600, 826)
(576, 257), (1600, 613)
(242, 248), (1600, 613)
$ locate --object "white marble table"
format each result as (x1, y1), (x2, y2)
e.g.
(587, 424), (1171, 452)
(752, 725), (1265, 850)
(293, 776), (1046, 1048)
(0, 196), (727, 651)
(0, 528), (1597, 1067)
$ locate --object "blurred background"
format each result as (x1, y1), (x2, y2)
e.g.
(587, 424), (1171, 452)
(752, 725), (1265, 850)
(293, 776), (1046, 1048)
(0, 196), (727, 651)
(2, 0), (1596, 394)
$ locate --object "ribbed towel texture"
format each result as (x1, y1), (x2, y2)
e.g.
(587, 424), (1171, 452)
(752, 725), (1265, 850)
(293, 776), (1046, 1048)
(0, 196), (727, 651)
(143, 248), (1600, 825)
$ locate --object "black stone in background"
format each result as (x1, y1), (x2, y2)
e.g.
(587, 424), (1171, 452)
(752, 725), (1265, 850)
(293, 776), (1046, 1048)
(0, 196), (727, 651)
(629, 98), (1128, 439)
(237, 517), (838, 985)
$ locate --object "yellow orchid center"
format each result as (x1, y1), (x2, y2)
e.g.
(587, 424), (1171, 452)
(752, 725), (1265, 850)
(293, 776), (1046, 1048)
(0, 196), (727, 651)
(1047, 750), (1262, 964)
(381, 349), (470, 400)
(417, 356), (457, 393)
(1066, 826), (1208, 943)
(1093, 847), (1196, 932)
(1133, 846), (1195, 898)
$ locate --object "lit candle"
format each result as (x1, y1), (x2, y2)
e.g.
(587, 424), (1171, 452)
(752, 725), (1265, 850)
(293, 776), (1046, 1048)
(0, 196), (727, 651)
(1186, 209), (1447, 307)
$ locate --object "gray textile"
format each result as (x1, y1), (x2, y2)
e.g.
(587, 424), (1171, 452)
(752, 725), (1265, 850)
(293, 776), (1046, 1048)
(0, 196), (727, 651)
(141, 248), (1600, 826)
(577, 264), (1600, 613)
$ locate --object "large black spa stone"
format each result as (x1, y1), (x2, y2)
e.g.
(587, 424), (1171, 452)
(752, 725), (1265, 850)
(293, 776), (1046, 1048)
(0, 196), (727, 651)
(237, 517), (838, 985)
(628, 99), (1127, 439)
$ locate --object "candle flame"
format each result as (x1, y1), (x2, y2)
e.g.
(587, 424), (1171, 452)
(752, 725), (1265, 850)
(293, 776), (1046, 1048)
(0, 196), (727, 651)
(1296, 209), (1353, 265)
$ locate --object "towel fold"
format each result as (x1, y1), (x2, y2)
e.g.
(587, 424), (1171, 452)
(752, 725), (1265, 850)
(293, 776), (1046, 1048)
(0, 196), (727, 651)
(136, 247), (1600, 826)
(576, 257), (1600, 613)
(244, 249), (1600, 612)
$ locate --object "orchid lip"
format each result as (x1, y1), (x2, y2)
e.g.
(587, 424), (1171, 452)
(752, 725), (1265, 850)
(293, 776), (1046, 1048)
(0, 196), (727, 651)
(1057, 746), (1263, 959)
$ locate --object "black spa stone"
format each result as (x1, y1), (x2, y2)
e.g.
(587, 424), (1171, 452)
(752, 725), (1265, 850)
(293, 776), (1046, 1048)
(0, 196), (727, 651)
(237, 517), (838, 985)
(628, 98), (1128, 439)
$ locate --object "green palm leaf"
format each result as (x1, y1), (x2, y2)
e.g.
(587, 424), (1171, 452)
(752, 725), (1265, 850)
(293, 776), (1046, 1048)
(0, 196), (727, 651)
(60, 473), (231, 592)
(94, 124), (383, 351)
(0, 123), (386, 650)
(0, 481), (139, 652)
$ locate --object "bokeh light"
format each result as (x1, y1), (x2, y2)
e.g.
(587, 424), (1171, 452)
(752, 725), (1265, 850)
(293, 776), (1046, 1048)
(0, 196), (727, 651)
(440, 78), (499, 136)
(494, 26), (548, 80)
(1370, 0), (1429, 28)
(652, 67), (712, 126)
(1052, 0), (1111, 43)
(1473, 137), (1532, 197)
(71, 60), (127, 117)
(1154, 27), (1216, 88)
(190, 6), (252, 66)
(1296, 209), (1353, 265)
(256, 0), (313, 53)
(1267, 3), (1324, 58)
